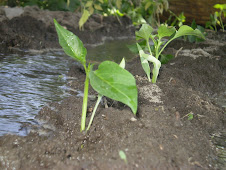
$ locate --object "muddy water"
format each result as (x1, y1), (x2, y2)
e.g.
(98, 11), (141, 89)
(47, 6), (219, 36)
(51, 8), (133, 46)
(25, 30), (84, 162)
(0, 39), (135, 136)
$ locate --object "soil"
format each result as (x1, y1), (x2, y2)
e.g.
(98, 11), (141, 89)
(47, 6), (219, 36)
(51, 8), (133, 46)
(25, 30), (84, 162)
(0, 6), (225, 170)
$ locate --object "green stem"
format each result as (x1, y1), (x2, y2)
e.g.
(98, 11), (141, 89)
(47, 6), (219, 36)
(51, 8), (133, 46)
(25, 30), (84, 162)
(158, 38), (174, 57)
(155, 40), (161, 59)
(146, 39), (152, 56)
(80, 63), (91, 132)
(86, 94), (103, 131)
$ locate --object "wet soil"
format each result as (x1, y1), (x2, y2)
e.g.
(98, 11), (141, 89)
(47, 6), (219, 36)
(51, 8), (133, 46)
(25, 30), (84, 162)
(0, 6), (225, 170)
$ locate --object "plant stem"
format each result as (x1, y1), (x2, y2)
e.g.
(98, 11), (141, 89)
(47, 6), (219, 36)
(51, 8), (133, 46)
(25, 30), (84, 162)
(80, 64), (91, 132)
(146, 39), (152, 56)
(86, 94), (103, 131)
(158, 38), (174, 57)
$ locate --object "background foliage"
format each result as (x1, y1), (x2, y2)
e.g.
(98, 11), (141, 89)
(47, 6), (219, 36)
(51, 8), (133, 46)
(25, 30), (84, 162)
(0, 0), (169, 27)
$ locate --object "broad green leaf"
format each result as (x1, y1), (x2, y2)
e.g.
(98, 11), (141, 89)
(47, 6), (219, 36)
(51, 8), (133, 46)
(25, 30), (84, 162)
(79, 9), (90, 30)
(54, 19), (87, 65)
(160, 54), (174, 64)
(137, 44), (161, 83)
(90, 61), (138, 114)
(157, 25), (176, 39)
(137, 43), (151, 82)
(135, 24), (153, 41)
(94, 4), (103, 10)
(173, 25), (205, 40)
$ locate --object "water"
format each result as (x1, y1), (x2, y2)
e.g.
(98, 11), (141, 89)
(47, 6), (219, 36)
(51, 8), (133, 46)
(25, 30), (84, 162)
(0, 38), (136, 136)
(86, 38), (135, 63)
(0, 51), (71, 136)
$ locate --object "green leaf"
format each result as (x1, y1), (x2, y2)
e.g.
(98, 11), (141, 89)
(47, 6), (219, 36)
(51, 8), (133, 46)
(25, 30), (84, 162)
(137, 44), (161, 83)
(214, 4), (226, 10)
(127, 40), (147, 54)
(145, 1), (152, 11)
(79, 9), (91, 30)
(119, 150), (127, 164)
(119, 58), (125, 69)
(94, 4), (103, 10)
(173, 25), (205, 40)
(157, 25), (176, 39)
(90, 61), (138, 114)
(54, 19), (87, 65)
(85, 1), (93, 7)
(98, 0), (104, 3)
(116, 0), (122, 9)
(160, 54), (174, 64)
(137, 43), (151, 82)
(188, 113), (194, 120)
(135, 24), (153, 41)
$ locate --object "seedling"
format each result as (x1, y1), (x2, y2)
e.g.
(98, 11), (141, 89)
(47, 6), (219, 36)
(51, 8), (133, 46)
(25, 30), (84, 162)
(129, 24), (205, 83)
(54, 19), (137, 132)
(119, 150), (127, 164)
(206, 4), (226, 32)
(182, 112), (194, 120)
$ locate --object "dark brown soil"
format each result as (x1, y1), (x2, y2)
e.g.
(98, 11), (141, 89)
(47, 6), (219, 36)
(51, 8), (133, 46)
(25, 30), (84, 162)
(0, 6), (225, 170)
(0, 6), (135, 53)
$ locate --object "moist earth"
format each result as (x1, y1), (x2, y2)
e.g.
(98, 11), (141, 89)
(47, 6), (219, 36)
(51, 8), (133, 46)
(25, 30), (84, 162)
(0, 6), (225, 170)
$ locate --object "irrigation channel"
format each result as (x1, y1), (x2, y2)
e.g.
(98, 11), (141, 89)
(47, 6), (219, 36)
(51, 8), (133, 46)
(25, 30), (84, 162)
(0, 38), (135, 136)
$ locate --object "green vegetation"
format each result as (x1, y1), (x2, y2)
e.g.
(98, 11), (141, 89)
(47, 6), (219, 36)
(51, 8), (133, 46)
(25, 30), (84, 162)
(79, 0), (169, 29)
(166, 11), (186, 27)
(0, 0), (79, 11)
(129, 24), (205, 83)
(119, 150), (127, 164)
(206, 4), (226, 32)
(186, 20), (205, 43)
(1, 0), (169, 27)
(54, 19), (137, 132)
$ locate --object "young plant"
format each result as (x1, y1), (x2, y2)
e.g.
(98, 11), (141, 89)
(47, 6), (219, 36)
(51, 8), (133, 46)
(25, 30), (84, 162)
(54, 19), (137, 132)
(129, 24), (205, 83)
(206, 4), (226, 32)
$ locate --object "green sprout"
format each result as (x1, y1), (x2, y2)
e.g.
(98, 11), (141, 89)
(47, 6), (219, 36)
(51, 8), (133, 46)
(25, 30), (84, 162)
(119, 150), (127, 164)
(188, 112), (194, 120)
(54, 19), (137, 132)
(206, 4), (226, 32)
(129, 24), (205, 83)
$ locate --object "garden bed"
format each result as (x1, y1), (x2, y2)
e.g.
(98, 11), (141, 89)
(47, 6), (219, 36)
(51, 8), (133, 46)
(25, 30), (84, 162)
(0, 6), (225, 170)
